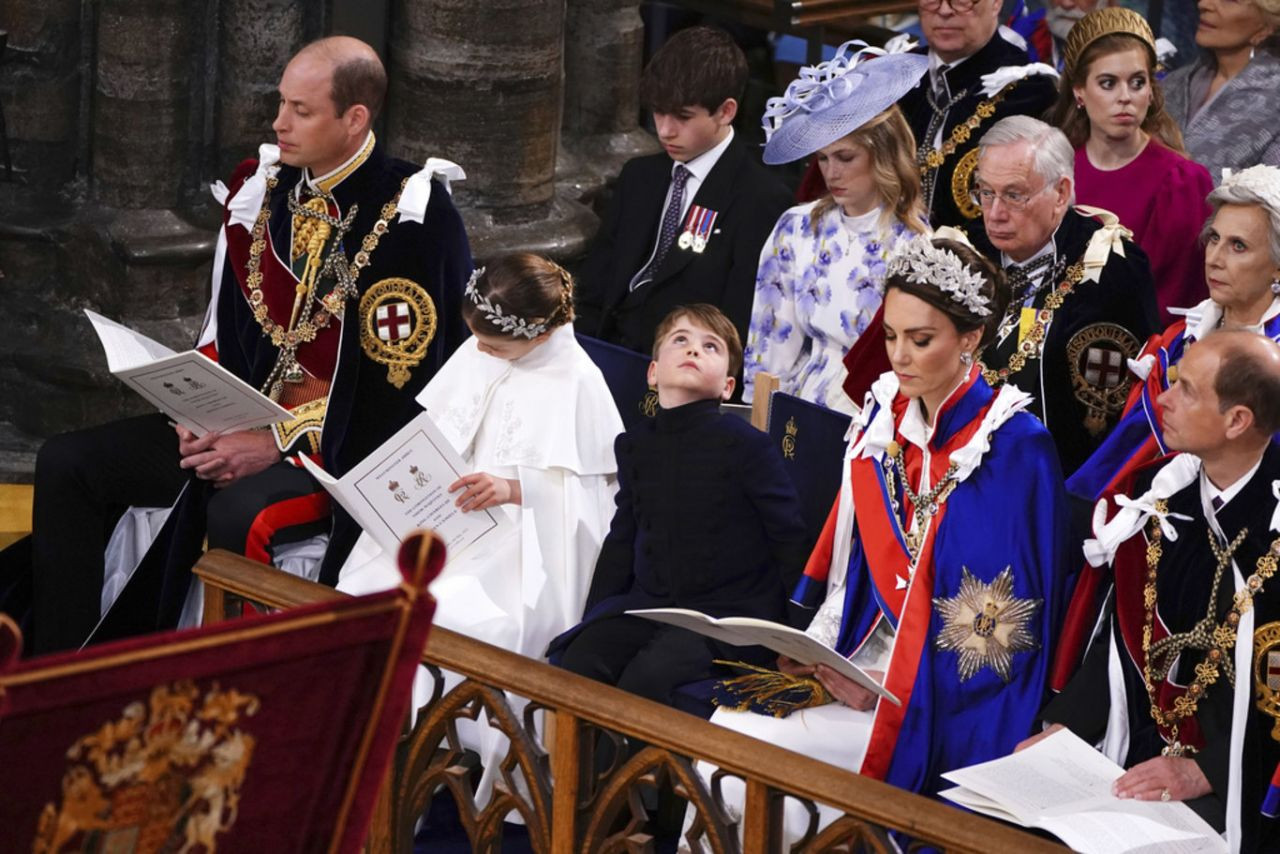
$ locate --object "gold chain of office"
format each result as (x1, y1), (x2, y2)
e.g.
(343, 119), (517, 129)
(1142, 500), (1280, 756)
(978, 262), (1086, 387)
(243, 175), (407, 399)
(918, 82), (1015, 173)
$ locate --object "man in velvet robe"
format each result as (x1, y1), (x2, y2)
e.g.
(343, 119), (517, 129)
(1028, 330), (1280, 853)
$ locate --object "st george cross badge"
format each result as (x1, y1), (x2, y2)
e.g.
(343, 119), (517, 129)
(359, 277), (438, 388)
(375, 301), (414, 343)
(1067, 322), (1141, 436)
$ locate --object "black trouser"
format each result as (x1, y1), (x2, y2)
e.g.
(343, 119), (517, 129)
(29, 413), (327, 655)
(30, 414), (187, 654)
(557, 615), (718, 706)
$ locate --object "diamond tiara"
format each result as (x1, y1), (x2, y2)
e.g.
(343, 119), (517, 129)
(886, 236), (992, 317)
(464, 267), (550, 340)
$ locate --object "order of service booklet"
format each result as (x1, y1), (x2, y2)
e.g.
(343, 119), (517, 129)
(86, 310), (290, 436)
(940, 728), (1228, 853)
(624, 607), (899, 705)
(299, 410), (512, 559)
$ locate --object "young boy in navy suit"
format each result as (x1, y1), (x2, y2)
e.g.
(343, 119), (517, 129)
(574, 26), (793, 362)
(551, 304), (807, 711)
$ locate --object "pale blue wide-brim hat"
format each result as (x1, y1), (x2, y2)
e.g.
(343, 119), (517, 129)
(762, 40), (929, 166)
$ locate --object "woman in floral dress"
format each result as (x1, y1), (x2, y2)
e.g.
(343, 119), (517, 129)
(743, 42), (930, 414)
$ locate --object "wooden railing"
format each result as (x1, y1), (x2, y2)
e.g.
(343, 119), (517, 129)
(195, 549), (1067, 853)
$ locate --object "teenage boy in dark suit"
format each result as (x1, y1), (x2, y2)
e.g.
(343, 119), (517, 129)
(575, 26), (793, 362)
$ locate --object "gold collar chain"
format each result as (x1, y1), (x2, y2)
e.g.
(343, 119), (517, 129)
(882, 439), (960, 562)
(919, 83), (1013, 172)
(1142, 500), (1280, 756)
(979, 262), (1086, 387)
(244, 174), (408, 399)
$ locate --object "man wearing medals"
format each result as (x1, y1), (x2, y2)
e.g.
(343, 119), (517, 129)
(22, 36), (471, 653)
(966, 115), (1159, 476)
(1027, 331), (1280, 852)
(896, 0), (1058, 228)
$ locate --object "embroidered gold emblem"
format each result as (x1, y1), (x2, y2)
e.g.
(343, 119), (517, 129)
(31, 680), (259, 854)
(933, 566), (1042, 682)
(359, 277), (437, 389)
(781, 416), (798, 460)
(640, 389), (659, 418)
(1066, 322), (1140, 435)
(1254, 621), (1280, 741)
(951, 148), (982, 221)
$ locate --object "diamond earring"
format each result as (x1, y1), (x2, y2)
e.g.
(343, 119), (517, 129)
(960, 351), (973, 366)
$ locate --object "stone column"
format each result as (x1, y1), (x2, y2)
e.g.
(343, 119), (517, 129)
(0, 0), (82, 188)
(558, 0), (659, 203)
(215, 0), (306, 179)
(385, 0), (596, 262)
(92, 0), (196, 209)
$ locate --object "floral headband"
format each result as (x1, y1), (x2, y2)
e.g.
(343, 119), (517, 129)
(886, 233), (991, 318)
(464, 267), (550, 340)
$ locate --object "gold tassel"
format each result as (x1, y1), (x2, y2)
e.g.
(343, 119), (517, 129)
(710, 660), (833, 718)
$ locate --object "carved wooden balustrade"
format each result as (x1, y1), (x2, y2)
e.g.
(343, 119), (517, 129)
(194, 549), (1067, 853)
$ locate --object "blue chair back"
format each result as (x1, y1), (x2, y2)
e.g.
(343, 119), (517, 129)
(576, 333), (656, 430)
(767, 392), (852, 549)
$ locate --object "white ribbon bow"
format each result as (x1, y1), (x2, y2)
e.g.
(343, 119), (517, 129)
(1074, 205), (1131, 284)
(1127, 354), (1155, 382)
(1082, 454), (1200, 566)
(225, 143), (281, 231)
(979, 62), (1058, 98)
(1271, 481), (1280, 533)
(396, 157), (467, 225)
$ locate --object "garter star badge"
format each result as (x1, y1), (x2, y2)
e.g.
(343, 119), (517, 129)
(359, 277), (438, 389)
(933, 566), (1042, 682)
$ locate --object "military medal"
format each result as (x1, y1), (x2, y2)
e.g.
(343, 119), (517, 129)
(690, 206), (718, 254)
(677, 231), (694, 250)
(677, 205), (700, 251)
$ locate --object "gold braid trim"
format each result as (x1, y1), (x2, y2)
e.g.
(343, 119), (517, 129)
(271, 396), (327, 456)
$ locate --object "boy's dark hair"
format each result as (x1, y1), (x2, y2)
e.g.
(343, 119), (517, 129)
(461, 252), (575, 339)
(651, 303), (743, 378)
(638, 26), (748, 115)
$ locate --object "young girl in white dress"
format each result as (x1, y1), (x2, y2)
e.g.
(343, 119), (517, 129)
(338, 253), (624, 804)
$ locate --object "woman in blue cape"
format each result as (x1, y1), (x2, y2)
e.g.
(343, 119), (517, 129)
(687, 232), (1070, 845)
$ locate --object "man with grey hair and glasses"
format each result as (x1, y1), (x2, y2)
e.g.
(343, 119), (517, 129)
(968, 115), (1159, 476)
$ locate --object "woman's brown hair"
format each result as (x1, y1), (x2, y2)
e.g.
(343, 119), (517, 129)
(461, 253), (574, 339)
(1047, 33), (1186, 153)
(810, 105), (928, 236)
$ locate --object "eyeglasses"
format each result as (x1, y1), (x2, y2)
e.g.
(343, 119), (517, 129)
(919, 0), (983, 11)
(970, 183), (1053, 213)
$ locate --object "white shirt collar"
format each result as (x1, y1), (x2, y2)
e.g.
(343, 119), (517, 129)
(1202, 453), (1265, 509)
(677, 126), (734, 183)
(929, 50), (972, 78)
(897, 370), (971, 450)
(1001, 235), (1056, 270)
